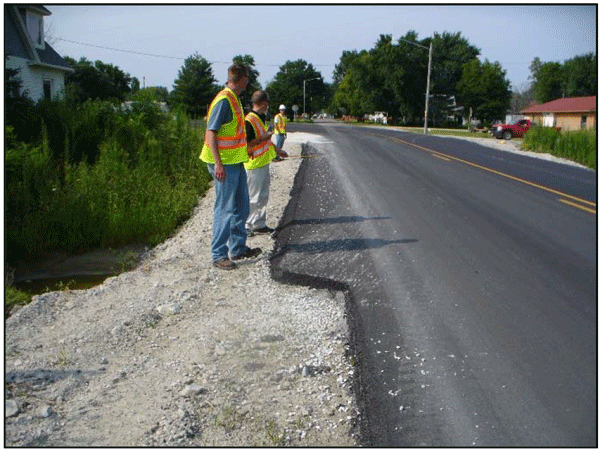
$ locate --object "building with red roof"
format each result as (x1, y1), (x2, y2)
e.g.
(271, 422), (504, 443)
(520, 96), (596, 131)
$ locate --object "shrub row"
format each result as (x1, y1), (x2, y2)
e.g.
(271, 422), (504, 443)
(5, 100), (210, 265)
(522, 126), (596, 169)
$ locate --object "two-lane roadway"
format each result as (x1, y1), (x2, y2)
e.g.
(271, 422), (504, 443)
(271, 121), (596, 446)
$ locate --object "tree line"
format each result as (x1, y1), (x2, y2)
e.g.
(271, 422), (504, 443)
(15, 34), (594, 126)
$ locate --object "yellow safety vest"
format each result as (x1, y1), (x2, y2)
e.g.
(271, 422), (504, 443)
(244, 112), (277, 170)
(274, 113), (287, 135)
(200, 88), (248, 165)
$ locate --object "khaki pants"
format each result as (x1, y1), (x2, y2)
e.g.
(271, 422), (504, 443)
(245, 164), (270, 232)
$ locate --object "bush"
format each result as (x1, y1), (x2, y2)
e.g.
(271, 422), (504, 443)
(523, 126), (596, 169)
(5, 101), (210, 265)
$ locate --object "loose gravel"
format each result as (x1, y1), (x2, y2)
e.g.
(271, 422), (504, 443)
(5, 133), (360, 447)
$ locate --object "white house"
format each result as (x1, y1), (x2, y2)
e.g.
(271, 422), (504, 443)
(5, 4), (73, 100)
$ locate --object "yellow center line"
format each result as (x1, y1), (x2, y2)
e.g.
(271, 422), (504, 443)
(384, 135), (596, 209)
(432, 153), (451, 161)
(558, 199), (597, 214)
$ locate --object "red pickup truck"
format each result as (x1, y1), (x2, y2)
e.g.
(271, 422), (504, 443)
(490, 119), (532, 140)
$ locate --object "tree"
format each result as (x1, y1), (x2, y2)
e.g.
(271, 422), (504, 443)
(266, 60), (327, 116)
(64, 57), (133, 104)
(170, 52), (219, 118)
(232, 54), (261, 111)
(332, 31), (480, 123)
(529, 53), (597, 104)
(429, 31), (480, 98)
(457, 58), (511, 124)
(530, 59), (563, 104)
(561, 53), (597, 98)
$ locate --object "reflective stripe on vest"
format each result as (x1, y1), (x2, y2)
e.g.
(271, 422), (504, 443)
(275, 113), (287, 134)
(246, 113), (270, 157)
(244, 112), (276, 170)
(200, 88), (248, 164)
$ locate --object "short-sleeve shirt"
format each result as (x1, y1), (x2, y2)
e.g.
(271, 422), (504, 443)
(207, 98), (233, 131)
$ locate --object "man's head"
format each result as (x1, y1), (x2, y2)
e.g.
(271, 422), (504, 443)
(279, 104), (286, 113)
(227, 64), (249, 94)
(251, 90), (269, 114)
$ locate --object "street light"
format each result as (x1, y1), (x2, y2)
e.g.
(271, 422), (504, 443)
(399, 38), (433, 134)
(303, 77), (321, 117)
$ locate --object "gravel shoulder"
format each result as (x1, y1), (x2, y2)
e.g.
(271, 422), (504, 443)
(5, 133), (360, 447)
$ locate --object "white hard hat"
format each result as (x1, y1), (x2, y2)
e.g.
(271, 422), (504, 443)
(279, 104), (286, 110)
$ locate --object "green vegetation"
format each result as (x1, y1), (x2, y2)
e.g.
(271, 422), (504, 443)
(522, 126), (596, 169)
(5, 100), (210, 266)
(5, 286), (31, 317)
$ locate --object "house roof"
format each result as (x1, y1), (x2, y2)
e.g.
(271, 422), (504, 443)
(5, 4), (72, 72)
(521, 96), (597, 114)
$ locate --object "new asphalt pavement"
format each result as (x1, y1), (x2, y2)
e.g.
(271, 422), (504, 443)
(271, 121), (597, 447)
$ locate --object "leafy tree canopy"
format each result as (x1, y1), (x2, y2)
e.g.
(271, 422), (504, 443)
(170, 52), (218, 118)
(456, 58), (511, 123)
(64, 56), (133, 104)
(266, 60), (327, 116)
(332, 31), (480, 122)
(529, 53), (597, 104)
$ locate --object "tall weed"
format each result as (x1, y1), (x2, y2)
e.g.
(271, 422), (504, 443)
(5, 101), (210, 265)
(522, 126), (596, 169)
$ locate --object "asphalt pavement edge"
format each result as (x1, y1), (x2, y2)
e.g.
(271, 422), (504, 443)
(268, 142), (376, 446)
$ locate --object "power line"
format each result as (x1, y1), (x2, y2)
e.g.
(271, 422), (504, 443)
(55, 37), (334, 68)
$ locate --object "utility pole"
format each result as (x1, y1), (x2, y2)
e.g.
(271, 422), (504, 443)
(399, 38), (433, 134)
(424, 41), (433, 134)
(303, 77), (321, 117)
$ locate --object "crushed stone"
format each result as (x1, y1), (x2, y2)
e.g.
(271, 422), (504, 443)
(5, 132), (360, 447)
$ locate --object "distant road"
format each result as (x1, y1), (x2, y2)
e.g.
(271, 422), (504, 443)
(273, 121), (597, 446)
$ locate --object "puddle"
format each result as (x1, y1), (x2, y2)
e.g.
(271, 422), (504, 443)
(13, 273), (115, 295)
(8, 244), (147, 297)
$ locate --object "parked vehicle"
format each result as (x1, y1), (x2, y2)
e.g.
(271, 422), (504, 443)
(491, 119), (532, 140)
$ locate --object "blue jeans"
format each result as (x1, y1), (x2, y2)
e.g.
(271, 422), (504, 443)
(207, 163), (250, 261)
(273, 133), (286, 149)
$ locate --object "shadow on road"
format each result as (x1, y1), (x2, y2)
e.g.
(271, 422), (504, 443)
(271, 238), (417, 258)
(277, 215), (391, 232)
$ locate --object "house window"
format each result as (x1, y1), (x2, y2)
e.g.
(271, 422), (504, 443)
(581, 116), (587, 129)
(26, 12), (43, 47)
(43, 79), (52, 100)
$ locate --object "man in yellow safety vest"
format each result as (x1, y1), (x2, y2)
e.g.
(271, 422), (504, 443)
(244, 90), (288, 236)
(200, 63), (261, 270)
(273, 104), (288, 150)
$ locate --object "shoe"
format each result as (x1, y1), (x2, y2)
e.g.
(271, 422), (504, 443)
(253, 226), (274, 235)
(230, 247), (262, 261)
(213, 258), (237, 270)
(273, 156), (284, 162)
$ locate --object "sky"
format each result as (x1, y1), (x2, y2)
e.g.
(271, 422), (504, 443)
(45, 3), (597, 93)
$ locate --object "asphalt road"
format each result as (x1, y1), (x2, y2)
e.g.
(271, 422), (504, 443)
(271, 121), (597, 447)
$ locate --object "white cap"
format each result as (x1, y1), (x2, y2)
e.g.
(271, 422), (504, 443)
(279, 104), (286, 110)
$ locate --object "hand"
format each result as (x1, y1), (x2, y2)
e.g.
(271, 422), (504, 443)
(214, 162), (226, 182)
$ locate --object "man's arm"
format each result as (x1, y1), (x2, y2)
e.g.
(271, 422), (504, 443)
(205, 99), (232, 181)
(205, 129), (225, 181)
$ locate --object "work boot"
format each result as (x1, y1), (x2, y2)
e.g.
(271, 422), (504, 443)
(230, 247), (262, 261)
(213, 258), (237, 270)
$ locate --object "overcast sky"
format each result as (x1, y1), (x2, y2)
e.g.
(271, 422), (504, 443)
(46, 4), (597, 93)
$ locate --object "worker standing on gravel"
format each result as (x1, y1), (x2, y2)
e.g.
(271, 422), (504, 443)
(273, 104), (288, 150)
(200, 64), (261, 270)
(244, 91), (289, 236)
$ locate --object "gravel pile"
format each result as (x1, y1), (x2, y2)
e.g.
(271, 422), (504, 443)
(5, 133), (360, 447)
